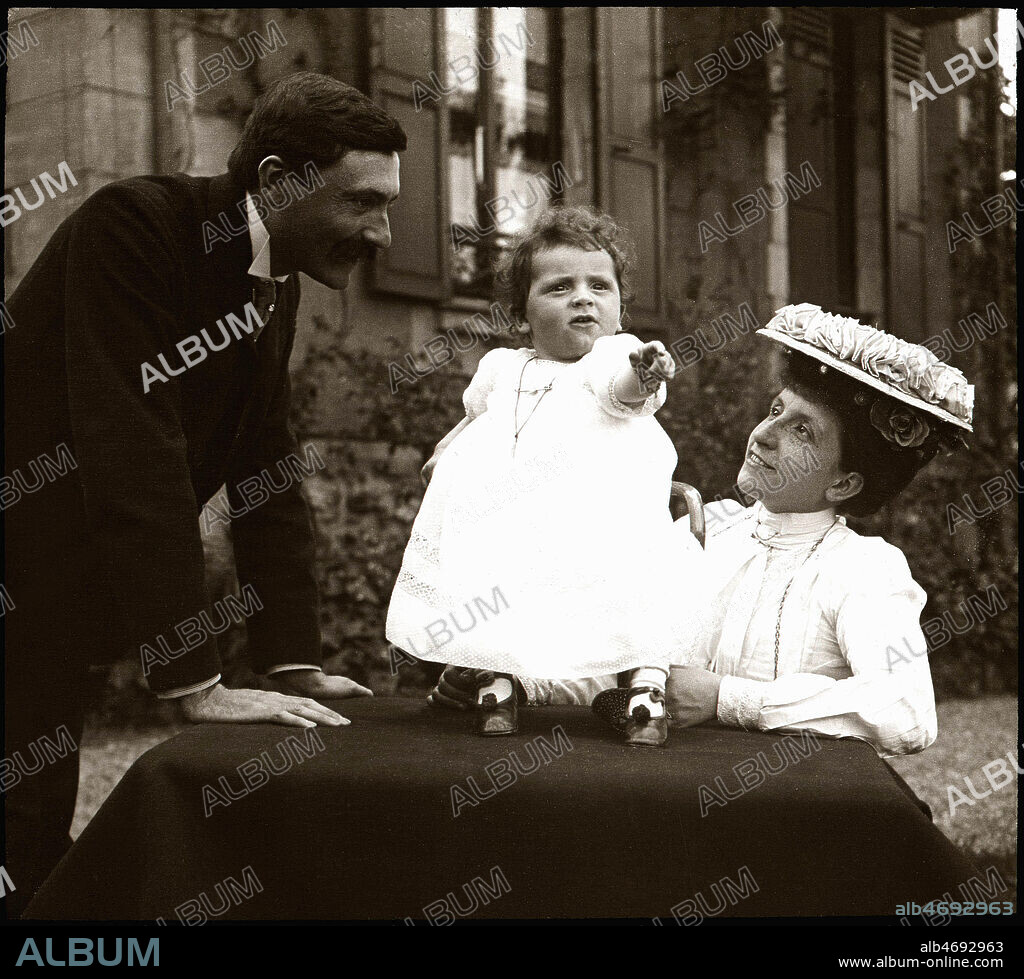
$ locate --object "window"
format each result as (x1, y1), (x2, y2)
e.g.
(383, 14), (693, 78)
(595, 7), (665, 328)
(446, 7), (558, 297)
(368, 7), (666, 327)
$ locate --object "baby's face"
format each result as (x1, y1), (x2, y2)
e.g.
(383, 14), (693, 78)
(523, 245), (621, 362)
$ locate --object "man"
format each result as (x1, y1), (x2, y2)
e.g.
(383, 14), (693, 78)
(4, 72), (405, 915)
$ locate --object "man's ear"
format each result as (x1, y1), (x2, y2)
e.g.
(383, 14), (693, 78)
(825, 470), (864, 505)
(256, 155), (290, 207)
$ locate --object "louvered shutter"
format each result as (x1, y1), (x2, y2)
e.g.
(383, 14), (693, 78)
(367, 8), (449, 299)
(884, 15), (928, 340)
(595, 7), (666, 331)
(785, 8), (839, 310)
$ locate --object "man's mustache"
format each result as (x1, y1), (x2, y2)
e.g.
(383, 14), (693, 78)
(336, 240), (376, 264)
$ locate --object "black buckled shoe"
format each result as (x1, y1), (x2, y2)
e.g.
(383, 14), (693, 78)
(591, 687), (631, 732)
(623, 686), (669, 747)
(476, 683), (518, 736)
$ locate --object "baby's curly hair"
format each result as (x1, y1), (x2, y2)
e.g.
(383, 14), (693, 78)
(494, 205), (636, 331)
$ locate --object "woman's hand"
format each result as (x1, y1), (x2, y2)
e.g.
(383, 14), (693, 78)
(666, 665), (722, 728)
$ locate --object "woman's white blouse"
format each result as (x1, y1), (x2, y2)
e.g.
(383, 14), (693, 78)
(691, 500), (937, 757)
(520, 500), (938, 757)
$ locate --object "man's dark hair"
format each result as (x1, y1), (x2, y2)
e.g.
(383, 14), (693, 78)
(228, 72), (407, 190)
(780, 350), (950, 517)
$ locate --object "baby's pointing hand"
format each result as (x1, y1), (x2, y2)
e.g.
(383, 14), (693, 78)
(629, 341), (676, 393)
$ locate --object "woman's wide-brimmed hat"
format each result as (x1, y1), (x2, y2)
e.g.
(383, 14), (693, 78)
(758, 304), (974, 448)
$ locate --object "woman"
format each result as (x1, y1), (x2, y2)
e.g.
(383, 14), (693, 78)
(428, 304), (974, 758)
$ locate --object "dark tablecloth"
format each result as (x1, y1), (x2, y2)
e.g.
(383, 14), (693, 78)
(26, 698), (980, 921)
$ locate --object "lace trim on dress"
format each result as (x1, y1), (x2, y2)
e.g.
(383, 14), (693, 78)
(409, 530), (440, 566)
(530, 356), (574, 366)
(395, 569), (452, 610)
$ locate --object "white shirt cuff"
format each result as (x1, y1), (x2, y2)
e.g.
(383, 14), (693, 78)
(716, 675), (766, 730)
(155, 674), (222, 700)
(264, 663), (321, 675)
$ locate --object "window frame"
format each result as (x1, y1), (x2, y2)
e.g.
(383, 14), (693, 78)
(594, 6), (667, 336)
(448, 6), (565, 306)
(367, 6), (667, 329)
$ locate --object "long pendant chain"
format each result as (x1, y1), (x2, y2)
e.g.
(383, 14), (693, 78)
(512, 356), (553, 457)
(771, 521), (837, 680)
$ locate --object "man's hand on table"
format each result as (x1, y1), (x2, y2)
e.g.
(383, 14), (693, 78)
(178, 676), (367, 729)
(666, 666), (722, 728)
(267, 668), (373, 703)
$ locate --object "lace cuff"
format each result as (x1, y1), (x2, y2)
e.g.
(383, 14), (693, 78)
(716, 675), (766, 730)
(517, 675), (541, 705)
(605, 370), (665, 418)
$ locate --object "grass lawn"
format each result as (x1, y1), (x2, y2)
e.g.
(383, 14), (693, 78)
(71, 725), (186, 840)
(887, 694), (1017, 902)
(74, 695), (1017, 906)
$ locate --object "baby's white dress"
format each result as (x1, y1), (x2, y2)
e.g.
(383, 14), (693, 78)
(385, 333), (703, 678)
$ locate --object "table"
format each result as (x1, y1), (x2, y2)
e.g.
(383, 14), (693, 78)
(26, 697), (981, 921)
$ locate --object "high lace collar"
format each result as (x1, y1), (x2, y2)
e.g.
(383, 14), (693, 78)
(525, 351), (575, 367)
(750, 502), (842, 548)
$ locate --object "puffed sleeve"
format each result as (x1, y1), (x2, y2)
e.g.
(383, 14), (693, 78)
(582, 333), (666, 419)
(463, 347), (520, 420)
(715, 538), (938, 757)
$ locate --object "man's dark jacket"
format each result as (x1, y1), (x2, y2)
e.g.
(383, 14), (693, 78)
(5, 173), (321, 693)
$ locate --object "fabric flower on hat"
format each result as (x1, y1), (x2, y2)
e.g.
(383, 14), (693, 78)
(902, 345), (934, 390)
(763, 304), (974, 427)
(869, 399), (930, 448)
(855, 328), (905, 384)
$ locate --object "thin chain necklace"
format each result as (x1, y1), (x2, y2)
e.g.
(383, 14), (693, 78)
(767, 519), (838, 679)
(512, 356), (554, 456)
(752, 522), (781, 543)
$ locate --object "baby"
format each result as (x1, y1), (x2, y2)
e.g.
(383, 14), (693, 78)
(386, 205), (701, 746)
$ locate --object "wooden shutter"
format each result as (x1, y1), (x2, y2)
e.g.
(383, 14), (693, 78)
(367, 8), (448, 299)
(884, 14), (928, 340)
(559, 7), (594, 206)
(785, 8), (839, 310)
(595, 7), (666, 331)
